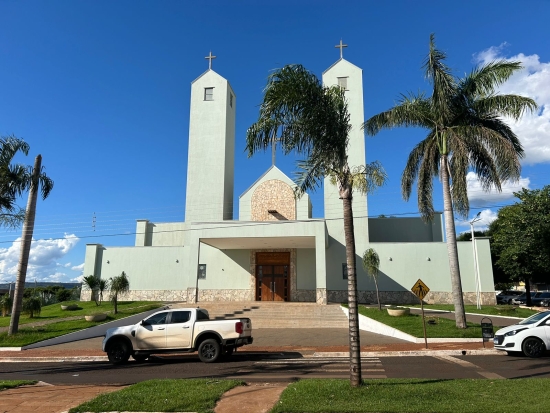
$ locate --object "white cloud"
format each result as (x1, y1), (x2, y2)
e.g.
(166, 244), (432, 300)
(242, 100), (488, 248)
(466, 171), (530, 206)
(70, 275), (85, 283)
(71, 263), (85, 272)
(474, 46), (550, 165)
(456, 208), (498, 230)
(0, 234), (80, 283)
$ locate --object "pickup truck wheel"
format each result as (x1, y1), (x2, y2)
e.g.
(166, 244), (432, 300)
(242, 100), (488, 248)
(198, 339), (221, 363)
(132, 353), (149, 362)
(107, 340), (130, 364)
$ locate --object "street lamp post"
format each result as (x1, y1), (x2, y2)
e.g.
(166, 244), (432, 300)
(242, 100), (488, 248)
(470, 212), (482, 309)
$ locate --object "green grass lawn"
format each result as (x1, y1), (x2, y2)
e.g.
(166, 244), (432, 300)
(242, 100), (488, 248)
(271, 378), (550, 413)
(0, 300), (161, 327)
(0, 302), (162, 347)
(409, 304), (537, 318)
(0, 380), (36, 391)
(69, 379), (244, 413)
(358, 306), (483, 338)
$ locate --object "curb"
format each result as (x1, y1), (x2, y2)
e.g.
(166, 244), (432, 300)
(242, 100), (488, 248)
(0, 349), (503, 362)
(312, 349), (503, 357)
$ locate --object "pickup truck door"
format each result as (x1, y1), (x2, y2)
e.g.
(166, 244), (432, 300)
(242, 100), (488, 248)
(165, 310), (193, 348)
(134, 311), (168, 350)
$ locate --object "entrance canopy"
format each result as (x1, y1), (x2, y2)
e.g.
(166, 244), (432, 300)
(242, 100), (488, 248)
(200, 236), (315, 250)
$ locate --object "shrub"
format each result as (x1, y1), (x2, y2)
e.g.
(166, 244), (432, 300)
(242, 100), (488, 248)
(22, 296), (42, 318)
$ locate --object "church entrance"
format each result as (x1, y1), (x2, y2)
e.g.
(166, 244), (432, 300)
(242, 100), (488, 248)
(255, 252), (289, 301)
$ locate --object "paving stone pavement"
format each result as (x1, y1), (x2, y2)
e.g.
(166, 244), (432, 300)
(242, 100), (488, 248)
(0, 382), (123, 413)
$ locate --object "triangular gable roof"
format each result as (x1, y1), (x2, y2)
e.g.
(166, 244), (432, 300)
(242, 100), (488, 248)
(191, 69), (235, 95)
(239, 165), (296, 199)
(322, 58), (362, 75)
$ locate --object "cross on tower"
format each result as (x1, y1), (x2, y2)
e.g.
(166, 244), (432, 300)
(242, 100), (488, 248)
(335, 39), (348, 59)
(205, 51), (216, 70)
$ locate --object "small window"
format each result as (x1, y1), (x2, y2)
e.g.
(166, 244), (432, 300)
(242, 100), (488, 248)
(337, 77), (348, 90)
(198, 264), (206, 279)
(229, 93), (233, 108)
(204, 87), (214, 101)
(197, 309), (210, 320)
(342, 263), (348, 279)
(170, 311), (191, 324)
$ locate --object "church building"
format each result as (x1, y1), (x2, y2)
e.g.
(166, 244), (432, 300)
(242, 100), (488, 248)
(82, 45), (496, 306)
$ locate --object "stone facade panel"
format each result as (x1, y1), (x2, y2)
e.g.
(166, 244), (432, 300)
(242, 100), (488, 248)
(251, 179), (296, 221)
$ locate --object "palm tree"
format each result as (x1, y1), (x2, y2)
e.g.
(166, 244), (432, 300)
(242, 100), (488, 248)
(0, 136), (30, 229)
(8, 154), (54, 335)
(109, 271), (130, 314)
(98, 278), (109, 304)
(362, 248), (382, 310)
(363, 34), (537, 328)
(82, 275), (100, 305)
(247, 64), (387, 387)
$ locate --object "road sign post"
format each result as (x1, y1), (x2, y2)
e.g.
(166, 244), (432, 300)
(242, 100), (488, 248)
(411, 279), (430, 349)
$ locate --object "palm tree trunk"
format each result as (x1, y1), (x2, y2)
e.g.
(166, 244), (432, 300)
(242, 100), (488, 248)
(440, 155), (467, 329)
(342, 191), (362, 387)
(8, 155), (41, 335)
(374, 277), (381, 311)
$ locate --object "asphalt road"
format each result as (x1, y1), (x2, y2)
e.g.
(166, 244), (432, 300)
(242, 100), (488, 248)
(2, 353), (550, 384)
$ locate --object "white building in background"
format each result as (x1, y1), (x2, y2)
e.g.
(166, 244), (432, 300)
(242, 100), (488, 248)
(82, 45), (496, 305)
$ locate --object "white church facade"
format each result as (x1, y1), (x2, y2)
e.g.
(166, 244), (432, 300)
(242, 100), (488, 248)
(82, 49), (497, 306)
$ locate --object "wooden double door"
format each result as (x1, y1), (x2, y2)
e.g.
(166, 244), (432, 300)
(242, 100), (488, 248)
(256, 252), (289, 302)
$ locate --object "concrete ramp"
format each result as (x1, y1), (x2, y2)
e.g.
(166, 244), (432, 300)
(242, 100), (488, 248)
(22, 306), (167, 350)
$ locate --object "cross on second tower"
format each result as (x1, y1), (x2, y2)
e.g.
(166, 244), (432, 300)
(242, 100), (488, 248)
(205, 51), (216, 70)
(335, 39), (347, 59)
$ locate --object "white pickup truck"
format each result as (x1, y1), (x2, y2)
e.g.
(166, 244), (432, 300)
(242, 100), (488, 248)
(102, 307), (253, 364)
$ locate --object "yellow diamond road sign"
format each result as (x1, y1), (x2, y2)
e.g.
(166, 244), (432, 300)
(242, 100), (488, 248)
(411, 279), (430, 300)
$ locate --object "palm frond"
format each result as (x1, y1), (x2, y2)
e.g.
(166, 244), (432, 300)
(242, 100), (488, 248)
(460, 61), (523, 97)
(401, 136), (433, 200)
(447, 136), (470, 217)
(351, 161), (388, 195)
(363, 94), (432, 135)
(473, 94), (537, 121)
(294, 157), (327, 197)
(415, 141), (439, 221)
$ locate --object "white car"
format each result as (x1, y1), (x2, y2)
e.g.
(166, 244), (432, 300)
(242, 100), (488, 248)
(493, 310), (550, 358)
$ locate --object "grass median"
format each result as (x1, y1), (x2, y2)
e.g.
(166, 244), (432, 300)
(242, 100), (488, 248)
(69, 379), (244, 413)
(358, 306), (483, 338)
(272, 378), (550, 413)
(408, 304), (537, 319)
(0, 302), (162, 347)
(0, 380), (36, 391)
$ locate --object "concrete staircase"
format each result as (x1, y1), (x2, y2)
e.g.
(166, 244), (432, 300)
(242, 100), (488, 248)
(172, 302), (349, 329)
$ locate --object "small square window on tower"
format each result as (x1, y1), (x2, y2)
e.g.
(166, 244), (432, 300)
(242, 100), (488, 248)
(204, 87), (214, 101)
(229, 93), (233, 107)
(337, 77), (348, 90)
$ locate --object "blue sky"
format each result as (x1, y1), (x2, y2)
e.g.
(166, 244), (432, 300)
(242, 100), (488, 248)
(1, 0), (549, 283)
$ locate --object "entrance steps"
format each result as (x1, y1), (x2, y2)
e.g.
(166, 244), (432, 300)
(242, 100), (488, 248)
(172, 302), (348, 329)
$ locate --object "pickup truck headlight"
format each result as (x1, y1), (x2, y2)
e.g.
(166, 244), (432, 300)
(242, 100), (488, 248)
(505, 328), (527, 337)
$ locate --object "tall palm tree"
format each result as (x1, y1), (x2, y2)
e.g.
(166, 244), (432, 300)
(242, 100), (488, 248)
(362, 248), (382, 310)
(247, 64), (387, 387)
(363, 34), (537, 328)
(8, 154), (54, 335)
(110, 271), (130, 314)
(0, 136), (30, 229)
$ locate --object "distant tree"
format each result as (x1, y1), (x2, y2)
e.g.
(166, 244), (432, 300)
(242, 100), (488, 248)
(456, 231), (487, 242)
(362, 248), (382, 310)
(364, 34), (537, 328)
(56, 288), (73, 303)
(489, 186), (550, 306)
(109, 272), (130, 314)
